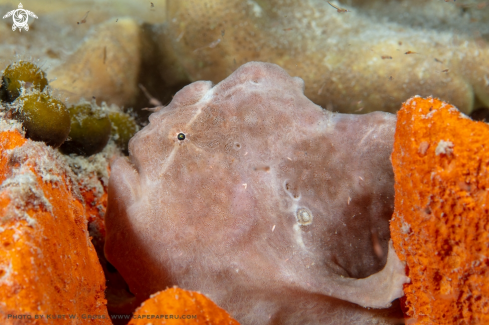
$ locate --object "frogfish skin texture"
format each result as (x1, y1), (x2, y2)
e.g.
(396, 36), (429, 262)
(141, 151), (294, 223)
(105, 62), (409, 325)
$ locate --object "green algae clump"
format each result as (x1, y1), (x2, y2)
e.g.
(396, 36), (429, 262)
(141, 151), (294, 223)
(108, 111), (138, 154)
(1, 61), (48, 102)
(60, 104), (112, 156)
(14, 93), (70, 148)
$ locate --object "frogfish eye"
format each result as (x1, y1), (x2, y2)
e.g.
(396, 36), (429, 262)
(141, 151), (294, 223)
(177, 133), (185, 141)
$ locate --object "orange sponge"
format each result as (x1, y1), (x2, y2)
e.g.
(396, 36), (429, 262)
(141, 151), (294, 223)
(0, 130), (110, 324)
(129, 287), (240, 325)
(390, 96), (489, 324)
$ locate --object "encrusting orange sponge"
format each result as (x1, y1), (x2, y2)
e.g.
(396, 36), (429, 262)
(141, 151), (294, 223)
(0, 130), (110, 324)
(128, 287), (240, 325)
(390, 96), (489, 324)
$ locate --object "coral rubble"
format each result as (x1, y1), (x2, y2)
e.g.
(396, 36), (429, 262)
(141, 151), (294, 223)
(128, 287), (239, 325)
(0, 129), (110, 324)
(2, 0), (487, 122)
(390, 96), (489, 324)
(49, 18), (142, 108)
(105, 62), (408, 324)
(166, 0), (489, 114)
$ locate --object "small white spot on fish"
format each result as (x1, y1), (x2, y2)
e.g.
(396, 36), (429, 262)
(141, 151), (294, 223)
(359, 176), (364, 181)
(243, 183), (247, 189)
(176, 31), (184, 42)
(272, 225), (276, 232)
(297, 207), (313, 226)
(208, 38), (221, 48)
(348, 196), (351, 205)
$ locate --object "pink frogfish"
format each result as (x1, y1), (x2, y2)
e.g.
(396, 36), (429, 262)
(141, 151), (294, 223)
(105, 62), (409, 324)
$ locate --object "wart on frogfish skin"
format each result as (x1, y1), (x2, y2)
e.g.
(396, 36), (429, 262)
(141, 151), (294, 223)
(297, 207), (313, 226)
